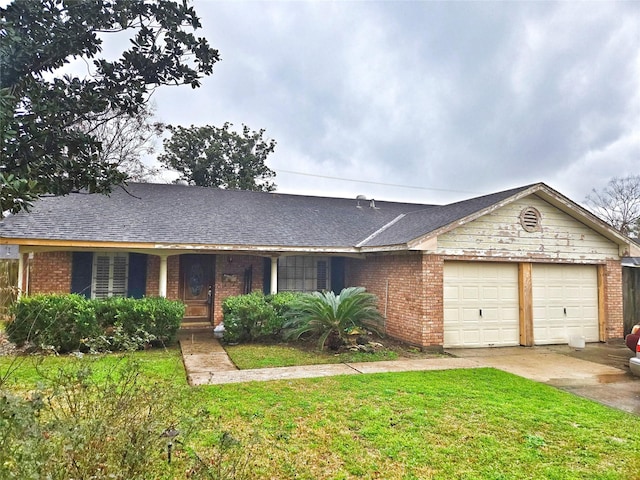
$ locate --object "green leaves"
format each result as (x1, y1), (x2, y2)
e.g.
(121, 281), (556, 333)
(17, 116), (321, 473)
(284, 287), (385, 350)
(0, 0), (219, 215)
(7, 294), (185, 353)
(0, 174), (39, 218)
(159, 123), (277, 192)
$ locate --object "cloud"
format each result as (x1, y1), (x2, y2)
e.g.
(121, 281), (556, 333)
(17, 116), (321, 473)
(147, 1), (639, 205)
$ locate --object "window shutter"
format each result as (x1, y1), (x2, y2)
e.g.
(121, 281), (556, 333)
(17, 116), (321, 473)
(263, 257), (271, 294)
(127, 253), (148, 299)
(330, 257), (345, 294)
(71, 252), (93, 298)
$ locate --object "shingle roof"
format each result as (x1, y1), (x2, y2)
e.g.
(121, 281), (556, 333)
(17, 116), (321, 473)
(0, 182), (536, 251)
(360, 185), (533, 247)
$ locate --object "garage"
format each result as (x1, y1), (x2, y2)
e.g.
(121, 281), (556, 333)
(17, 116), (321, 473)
(443, 262), (519, 348)
(532, 264), (599, 344)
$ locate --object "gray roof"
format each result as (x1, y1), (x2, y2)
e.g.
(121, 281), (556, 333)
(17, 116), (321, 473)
(0, 182), (534, 251)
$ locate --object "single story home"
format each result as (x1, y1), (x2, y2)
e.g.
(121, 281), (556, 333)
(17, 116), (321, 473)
(1, 182), (638, 349)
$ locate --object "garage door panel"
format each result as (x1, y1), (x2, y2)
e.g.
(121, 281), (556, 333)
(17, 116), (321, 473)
(462, 330), (481, 344)
(532, 264), (599, 345)
(444, 262), (519, 348)
(462, 286), (479, 300)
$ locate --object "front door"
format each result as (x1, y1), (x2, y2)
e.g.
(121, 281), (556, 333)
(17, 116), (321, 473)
(180, 254), (215, 327)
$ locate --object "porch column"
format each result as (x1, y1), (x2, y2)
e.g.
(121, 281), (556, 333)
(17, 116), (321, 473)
(159, 255), (168, 297)
(270, 257), (278, 294)
(17, 253), (24, 299)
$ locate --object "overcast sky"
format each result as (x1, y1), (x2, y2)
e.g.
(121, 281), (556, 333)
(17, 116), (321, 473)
(148, 1), (639, 206)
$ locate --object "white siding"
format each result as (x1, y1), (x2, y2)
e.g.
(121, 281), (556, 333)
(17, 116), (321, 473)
(435, 195), (619, 261)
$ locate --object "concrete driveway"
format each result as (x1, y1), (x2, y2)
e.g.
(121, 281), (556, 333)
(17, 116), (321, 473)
(446, 342), (640, 415)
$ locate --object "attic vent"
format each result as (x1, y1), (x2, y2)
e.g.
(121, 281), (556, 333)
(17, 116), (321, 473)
(520, 207), (541, 232)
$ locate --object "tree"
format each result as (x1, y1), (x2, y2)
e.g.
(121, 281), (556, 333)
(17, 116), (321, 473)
(0, 0), (219, 217)
(75, 105), (163, 182)
(585, 175), (640, 237)
(159, 123), (277, 192)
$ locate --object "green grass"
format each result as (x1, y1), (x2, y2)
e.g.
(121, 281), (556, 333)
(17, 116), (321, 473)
(0, 346), (186, 388)
(187, 369), (640, 479)
(2, 351), (640, 479)
(225, 343), (399, 369)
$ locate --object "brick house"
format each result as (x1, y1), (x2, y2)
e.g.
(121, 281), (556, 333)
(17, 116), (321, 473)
(1, 182), (637, 349)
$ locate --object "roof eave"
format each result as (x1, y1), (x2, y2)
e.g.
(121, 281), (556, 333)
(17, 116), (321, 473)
(0, 237), (364, 255)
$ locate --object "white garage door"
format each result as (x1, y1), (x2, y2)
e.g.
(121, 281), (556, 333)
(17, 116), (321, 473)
(444, 262), (520, 348)
(532, 264), (599, 345)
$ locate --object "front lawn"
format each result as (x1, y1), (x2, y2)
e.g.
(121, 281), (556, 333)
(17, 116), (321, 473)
(190, 369), (640, 479)
(224, 342), (405, 369)
(2, 351), (639, 479)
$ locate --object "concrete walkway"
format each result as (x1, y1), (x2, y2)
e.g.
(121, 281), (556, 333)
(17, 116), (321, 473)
(178, 328), (480, 385)
(178, 329), (640, 415)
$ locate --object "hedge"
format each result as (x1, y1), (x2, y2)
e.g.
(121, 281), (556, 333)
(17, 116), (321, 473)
(6, 294), (185, 353)
(222, 291), (302, 344)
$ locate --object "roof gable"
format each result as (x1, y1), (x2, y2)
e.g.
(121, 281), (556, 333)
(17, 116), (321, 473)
(435, 193), (621, 260)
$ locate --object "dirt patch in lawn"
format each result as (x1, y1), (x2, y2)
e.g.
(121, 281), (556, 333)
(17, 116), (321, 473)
(0, 331), (35, 356)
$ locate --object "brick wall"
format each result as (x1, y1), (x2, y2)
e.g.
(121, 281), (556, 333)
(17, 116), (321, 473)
(146, 255), (159, 297)
(604, 259), (624, 340)
(347, 253), (427, 347)
(24, 250), (626, 344)
(422, 254), (444, 347)
(29, 252), (72, 294)
(213, 254), (264, 325)
(146, 255), (180, 300)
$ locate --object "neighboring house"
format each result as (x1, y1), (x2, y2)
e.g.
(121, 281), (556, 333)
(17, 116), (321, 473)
(622, 244), (640, 334)
(0, 182), (637, 349)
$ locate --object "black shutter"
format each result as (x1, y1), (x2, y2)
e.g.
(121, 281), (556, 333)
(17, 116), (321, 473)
(127, 253), (148, 298)
(263, 257), (271, 294)
(331, 257), (345, 294)
(71, 252), (93, 298)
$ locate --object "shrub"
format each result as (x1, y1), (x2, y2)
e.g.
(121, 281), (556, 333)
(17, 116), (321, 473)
(262, 291), (302, 337)
(0, 358), (176, 480)
(7, 295), (185, 353)
(222, 291), (303, 344)
(93, 296), (184, 347)
(283, 287), (385, 350)
(7, 294), (99, 353)
(222, 293), (275, 343)
(140, 297), (185, 345)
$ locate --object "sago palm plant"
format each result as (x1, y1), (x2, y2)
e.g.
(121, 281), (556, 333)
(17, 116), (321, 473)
(283, 287), (385, 350)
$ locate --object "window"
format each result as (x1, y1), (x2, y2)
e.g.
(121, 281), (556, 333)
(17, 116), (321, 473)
(92, 253), (129, 298)
(278, 256), (330, 292)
